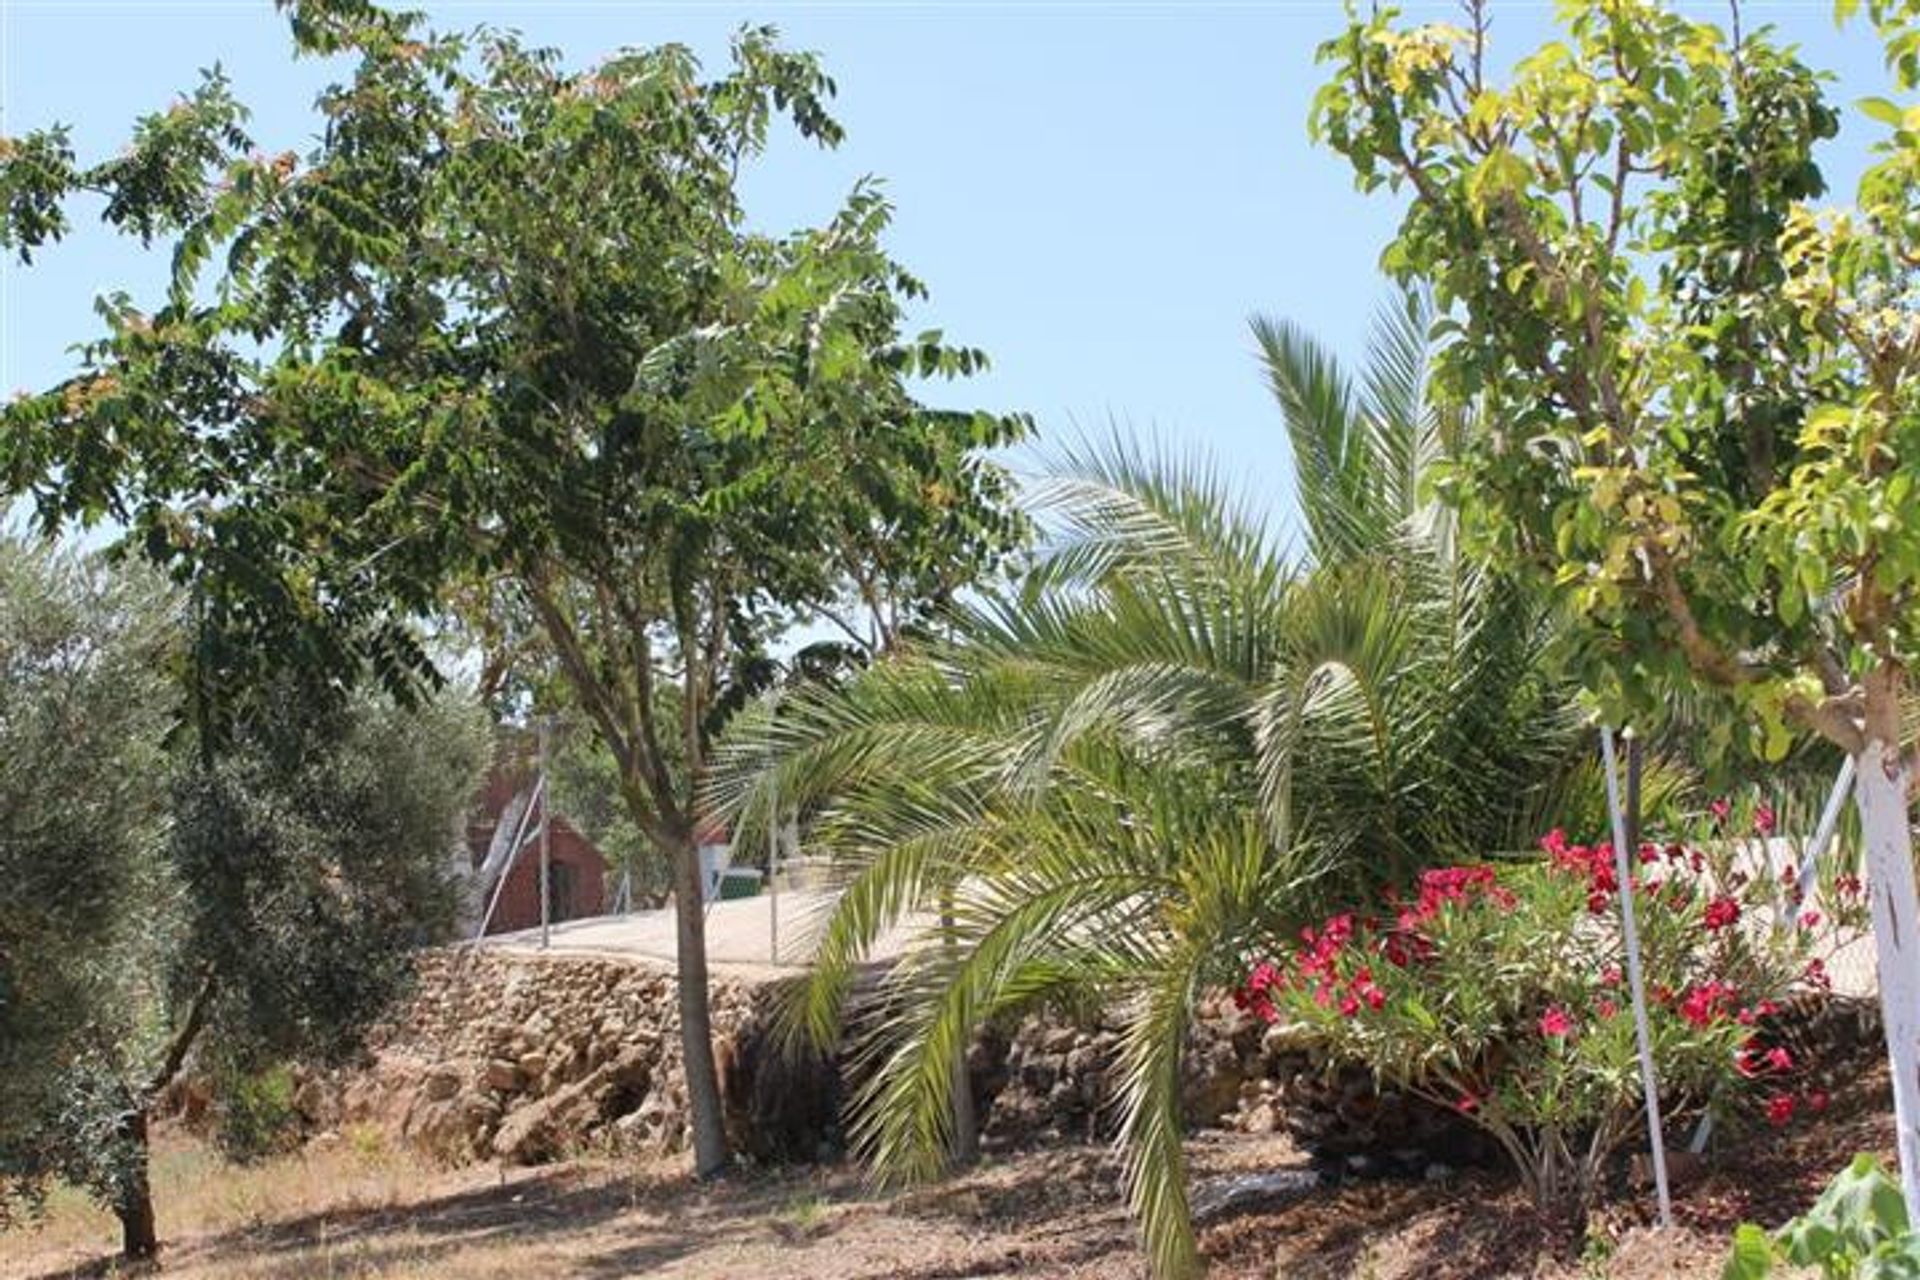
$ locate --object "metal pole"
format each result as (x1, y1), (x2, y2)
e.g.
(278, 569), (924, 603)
(769, 793), (780, 965)
(470, 776), (544, 946)
(1602, 725), (1674, 1228)
(1795, 754), (1858, 899)
(538, 716), (552, 951)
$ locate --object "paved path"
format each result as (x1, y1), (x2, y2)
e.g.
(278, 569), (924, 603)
(480, 889), (928, 978)
(482, 851), (1881, 998)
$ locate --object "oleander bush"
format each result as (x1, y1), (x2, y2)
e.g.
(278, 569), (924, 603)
(1242, 800), (1863, 1210)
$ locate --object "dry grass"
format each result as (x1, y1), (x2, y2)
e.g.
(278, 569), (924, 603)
(2, 1059), (1900, 1280)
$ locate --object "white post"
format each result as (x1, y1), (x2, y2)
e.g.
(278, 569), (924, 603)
(1855, 737), (1920, 1218)
(1602, 726), (1673, 1228)
(768, 793), (780, 965)
(1794, 753), (1858, 901)
(538, 716), (552, 951)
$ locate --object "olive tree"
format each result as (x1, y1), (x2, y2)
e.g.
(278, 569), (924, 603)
(0, 540), (491, 1259)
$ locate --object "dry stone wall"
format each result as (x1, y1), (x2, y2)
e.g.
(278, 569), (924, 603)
(310, 948), (798, 1165)
(307, 947), (1478, 1172)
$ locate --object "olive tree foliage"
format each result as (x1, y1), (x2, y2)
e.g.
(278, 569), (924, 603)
(0, 541), (174, 1233)
(0, 542), (491, 1256)
(1311, 0), (1920, 1213)
(0, 0), (1028, 1177)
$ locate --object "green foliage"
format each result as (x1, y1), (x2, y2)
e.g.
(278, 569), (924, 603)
(713, 296), (1586, 1277)
(170, 681), (491, 1072)
(1308, 0), (1920, 761)
(210, 1064), (302, 1164)
(1253, 807), (1854, 1210)
(0, 542), (489, 1244)
(0, 0), (1029, 1176)
(0, 542), (175, 1228)
(1724, 1155), (1920, 1278)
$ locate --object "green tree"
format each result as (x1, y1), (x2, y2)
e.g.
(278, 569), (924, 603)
(0, 544), (490, 1260)
(0, 541), (174, 1239)
(712, 293), (1585, 1277)
(0, 2), (1027, 1176)
(1310, 0), (1920, 1212)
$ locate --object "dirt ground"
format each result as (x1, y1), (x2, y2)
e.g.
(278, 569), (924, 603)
(5, 1059), (1897, 1280)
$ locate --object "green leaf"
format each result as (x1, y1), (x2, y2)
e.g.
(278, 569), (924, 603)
(1860, 96), (1906, 126)
(1722, 1223), (1774, 1280)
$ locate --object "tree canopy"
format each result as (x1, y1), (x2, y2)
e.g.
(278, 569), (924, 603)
(0, 0), (1028, 1177)
(1311, 0), (1920, 1214)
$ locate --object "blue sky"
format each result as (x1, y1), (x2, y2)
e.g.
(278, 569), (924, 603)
(0, 1), (1898, 542)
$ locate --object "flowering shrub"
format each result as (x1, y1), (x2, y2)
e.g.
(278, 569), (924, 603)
(1238, 804), (1862, 1210)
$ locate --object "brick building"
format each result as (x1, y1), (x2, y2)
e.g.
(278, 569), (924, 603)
(467, 763), (608, 935)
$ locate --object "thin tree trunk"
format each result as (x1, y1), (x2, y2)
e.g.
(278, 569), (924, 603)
(114, 1105), (158, 1259)
(1854, 715), (1920, 1219)
(672, 835), (730, 1178)
(941, 900), (978, 1168)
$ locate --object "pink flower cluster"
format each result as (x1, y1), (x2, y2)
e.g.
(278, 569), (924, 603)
(1539, 828), (1620, 913)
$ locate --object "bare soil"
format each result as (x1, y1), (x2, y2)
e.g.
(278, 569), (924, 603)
(5, 1060), (1896, 1280)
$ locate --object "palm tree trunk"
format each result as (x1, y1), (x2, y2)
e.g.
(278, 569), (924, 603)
(672, 834), (730, 1178)
(942, 900), (979, 1168)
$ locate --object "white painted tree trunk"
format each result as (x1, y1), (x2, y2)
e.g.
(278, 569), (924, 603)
(1854, 734), (1920, 1219)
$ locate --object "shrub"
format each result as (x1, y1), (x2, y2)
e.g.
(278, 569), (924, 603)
(211, 1064), (302, 1164)
(1241, 806), (1857, 1210)
(1723, 1155), (1920, 1278)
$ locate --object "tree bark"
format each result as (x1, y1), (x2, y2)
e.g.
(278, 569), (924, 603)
(940, 900), (978, 1168)
(1854, 723), (1920, 1219)
(672, 834), (730, 1178)
(113, 1104), (158, 1260)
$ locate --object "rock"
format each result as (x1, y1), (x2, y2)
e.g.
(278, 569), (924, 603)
(517, 1051), (548, 1079)
(422, 1066), (462, 1101)
(484, 1059), (523, 1093)
(1190, 1170), (1321, 1224)
(491, 1046), (651, 1165)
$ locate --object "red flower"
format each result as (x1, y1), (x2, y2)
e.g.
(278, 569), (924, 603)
(1709, 798), (1732, 827)
(1838, 874), (1863, 899)
(1679, 981), (1737, 1028)
(1338, 994), (1360, 1017)
(1806, 958), (1832, 992)
(1755, 805), (1777, 836)
(1766, 1093), (1796, 1127)
(1455, 1091), (1480, 1113)
(1703, 896), (1741, 931)
(1540, 828), (1570, 858)
(1600, 965), (1622, 988)
(1596, 998), (1619, 1019)
(1766, 1046), (1794, 1073)
(1638, 842), (1659, 865)
(1808, 1090), (1830, 1114)
(1539, 1007), (1575, 1038)
(1798, 910), (1823, 930)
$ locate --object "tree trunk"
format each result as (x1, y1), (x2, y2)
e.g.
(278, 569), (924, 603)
(114, 1104), (159, 1260)
(672, 835), (730, 1178)
(940, 899), (978, 1168)
(1854, 727), (1920, 1219)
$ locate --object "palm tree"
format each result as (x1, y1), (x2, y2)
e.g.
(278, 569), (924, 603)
(710, 289), (1583, 1278)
